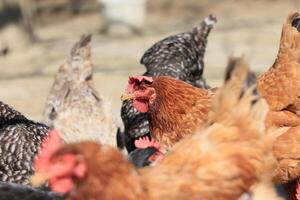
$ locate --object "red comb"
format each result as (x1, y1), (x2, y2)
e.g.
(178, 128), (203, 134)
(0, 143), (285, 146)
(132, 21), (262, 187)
(126, 76), (153, 93)
(129, 76), (153, 83)
(34, 130), (62, 172)
(134, 136), (164, 153)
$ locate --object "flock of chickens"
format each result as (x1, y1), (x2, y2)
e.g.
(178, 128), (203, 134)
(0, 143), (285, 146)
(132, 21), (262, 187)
(0, 10), (300, 200)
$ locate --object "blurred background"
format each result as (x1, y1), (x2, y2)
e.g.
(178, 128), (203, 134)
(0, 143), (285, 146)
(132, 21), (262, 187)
(0, 0), (298, 120)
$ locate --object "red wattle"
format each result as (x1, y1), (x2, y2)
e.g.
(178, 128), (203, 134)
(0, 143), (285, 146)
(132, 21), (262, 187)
(133, 100), (149, 113)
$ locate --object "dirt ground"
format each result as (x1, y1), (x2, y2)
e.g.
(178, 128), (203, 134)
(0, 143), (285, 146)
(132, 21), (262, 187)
(0, 0), (299, 121)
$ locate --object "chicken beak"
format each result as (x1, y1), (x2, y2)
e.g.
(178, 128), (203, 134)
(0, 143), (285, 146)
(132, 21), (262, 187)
(121, 93), (134, 101)
(30, 173), (50, 187)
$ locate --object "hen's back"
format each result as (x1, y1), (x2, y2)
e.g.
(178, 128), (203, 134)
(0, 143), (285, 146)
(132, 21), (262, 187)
(0, 101), (49, 185)
(141, 14), (217, 88)
(43, 35), (118, 146)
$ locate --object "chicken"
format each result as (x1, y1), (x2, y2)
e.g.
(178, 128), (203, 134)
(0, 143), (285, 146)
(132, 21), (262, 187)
(43, 35), (118, 146)
(121, 75), (214, 150)
(127, 55), (258, 167)
(31, 62), (278, 200)
(0, 101), (49, 185)
(119, 14), (217, 152)
(257, 12), (300, 125)
(271, 126), (300, 200)
(0, 181), (63, 200)
(121, 55), (257, 151)
(256, 11), (300, 199)
(141, 14), (217, 89)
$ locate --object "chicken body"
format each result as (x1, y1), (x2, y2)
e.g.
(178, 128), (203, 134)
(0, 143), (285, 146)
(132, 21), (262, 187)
(257, 11), (300, 199)
(147, 76), (213, 149)
(0, 101), (49, 185)
(43, 35), (118, 146)
(0, 182), (63, 200)
(120, 14), (217, 152)
(257, 12), (300, 114)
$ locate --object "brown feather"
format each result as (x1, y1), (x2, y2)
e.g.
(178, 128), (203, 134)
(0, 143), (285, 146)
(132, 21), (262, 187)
(257, 11), (300, 111)
(53, 142), (149, 200)
(149, 76), (213, 149)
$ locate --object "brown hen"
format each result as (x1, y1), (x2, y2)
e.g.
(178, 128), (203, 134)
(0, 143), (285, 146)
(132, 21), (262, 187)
(121, 75), (214, 149)
(257, 11), (300, 200)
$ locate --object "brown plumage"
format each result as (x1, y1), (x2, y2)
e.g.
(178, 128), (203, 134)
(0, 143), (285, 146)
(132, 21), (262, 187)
(43, 35), (118, 146)
(257, 11), (300, 199)
(257, 12), (300, 113)
(122, 75), (213, 149)
(55, 142), (148, 200)
(265, 110), (300, 130)
(149, 76), (213, 148)
(272, 125), (300, 183)
(271, 125), (300, 200)
(32, 63), (280, 200)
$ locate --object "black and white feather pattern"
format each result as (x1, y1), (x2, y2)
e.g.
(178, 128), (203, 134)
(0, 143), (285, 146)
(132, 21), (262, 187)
(119, 14), (217, 152)
(0, 101), (49, 185)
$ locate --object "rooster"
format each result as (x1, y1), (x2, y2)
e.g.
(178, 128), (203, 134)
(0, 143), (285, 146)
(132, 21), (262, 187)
(256, 11), (300, 199)
(119, 14), (217, 152)
(0, 101), (49, 185)
(31, 62), (280, 200)
(43, 35), (118, 146)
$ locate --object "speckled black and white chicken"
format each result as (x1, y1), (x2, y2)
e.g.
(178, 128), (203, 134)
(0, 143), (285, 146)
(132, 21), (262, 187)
(119, 14), (217, 152)
(43, 35), (118, 146)
(0, 181), (63, 200)
(0, 101), (49, 185)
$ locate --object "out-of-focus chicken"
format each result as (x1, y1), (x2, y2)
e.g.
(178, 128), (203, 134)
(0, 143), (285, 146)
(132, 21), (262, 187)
(0, 101), (49, 185)
(43, 35), (118, 146)
(120, 14), (217, 152)
(121, 75), (214, 150)
(257, 12), (300, 128)
(256, 11), (300, 200)
(224, 55), (257, 96)
(0, 181), (63, 200)
(32, 63), (279, 200)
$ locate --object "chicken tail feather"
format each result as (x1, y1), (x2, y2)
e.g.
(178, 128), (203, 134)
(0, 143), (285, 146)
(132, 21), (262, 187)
(193, 14), (217, 41)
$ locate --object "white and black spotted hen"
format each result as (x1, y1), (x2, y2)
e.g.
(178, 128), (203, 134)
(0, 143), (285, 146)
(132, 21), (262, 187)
(119, 14), (217, 152)
(0, 102), (49, 185)
(141, 14), (217, 88)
